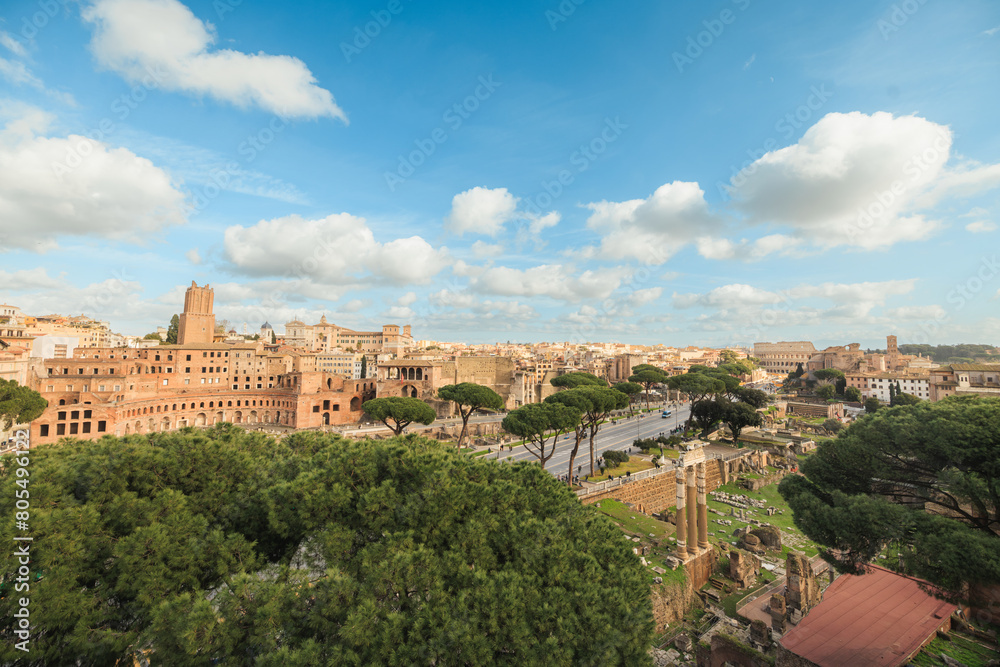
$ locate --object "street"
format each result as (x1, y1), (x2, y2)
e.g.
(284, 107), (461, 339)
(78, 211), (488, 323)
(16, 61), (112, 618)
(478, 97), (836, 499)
(492, 404), (693, 478)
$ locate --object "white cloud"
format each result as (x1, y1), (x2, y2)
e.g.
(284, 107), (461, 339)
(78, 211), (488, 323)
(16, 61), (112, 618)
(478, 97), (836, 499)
(966, 221), (997, 233)
(223, 213), (449, 286)
(725, 111), (1000, 250)
(0, 111), (187, 252)
(885, 305), (947, 320)
(471, 240), (504, 257)
(585, 181), (720, 263)
(469, 264), (629, 301)
(446, 186), (519, 236)
(673, 284), (785, 310)
(0, 32), (27, 58)
(785, 279), (916, 303)
(185, 248), (202, 264)
(396, 292), (418, 306)
(339, 299), (369, 313)
(0, 267), (63, 291)
(627, 287), (662, 307)
(528, 210), (560, 235)
(83, 0), (346, 120)
(384, 306), (416, 320)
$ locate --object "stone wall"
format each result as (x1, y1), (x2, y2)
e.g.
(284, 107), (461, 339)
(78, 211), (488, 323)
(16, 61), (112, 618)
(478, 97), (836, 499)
(651, 578), (701, 633)
(696, 632), (776, 667)
(579, 453), (758, 513)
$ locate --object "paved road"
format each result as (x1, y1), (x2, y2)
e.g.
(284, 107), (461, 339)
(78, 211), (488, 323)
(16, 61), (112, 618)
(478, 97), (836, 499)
(486, 404), (693, 478)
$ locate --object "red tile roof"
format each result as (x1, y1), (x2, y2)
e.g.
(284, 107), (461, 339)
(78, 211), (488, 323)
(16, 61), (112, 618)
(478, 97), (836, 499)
(780, 565), (955, 667)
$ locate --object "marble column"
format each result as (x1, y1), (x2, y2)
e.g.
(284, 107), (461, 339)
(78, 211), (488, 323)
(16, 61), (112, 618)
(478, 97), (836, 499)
(697, 462), (709, 550)
(675, 466), (686, 555)
(686, 465), (697, 557)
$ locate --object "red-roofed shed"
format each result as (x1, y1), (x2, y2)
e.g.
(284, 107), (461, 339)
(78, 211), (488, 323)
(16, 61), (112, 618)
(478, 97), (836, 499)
(777, 565), (955, 667)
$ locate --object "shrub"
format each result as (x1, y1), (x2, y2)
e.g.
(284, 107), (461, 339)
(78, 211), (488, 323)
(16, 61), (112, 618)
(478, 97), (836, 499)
(603, 450), (630, 468)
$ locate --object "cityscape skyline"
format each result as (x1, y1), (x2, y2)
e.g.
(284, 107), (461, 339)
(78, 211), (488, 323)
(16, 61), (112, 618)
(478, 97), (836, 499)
(1, 0), (999, 348)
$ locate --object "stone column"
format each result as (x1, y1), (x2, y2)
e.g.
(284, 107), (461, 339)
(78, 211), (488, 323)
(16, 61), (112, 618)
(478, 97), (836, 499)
(675, 466), (687, 556)
(686, 466), (697, 556)
(697, 462), (709, 550)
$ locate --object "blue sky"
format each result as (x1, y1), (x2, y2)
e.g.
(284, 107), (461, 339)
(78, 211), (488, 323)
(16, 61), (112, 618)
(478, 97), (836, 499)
(1, 0), (999, 348)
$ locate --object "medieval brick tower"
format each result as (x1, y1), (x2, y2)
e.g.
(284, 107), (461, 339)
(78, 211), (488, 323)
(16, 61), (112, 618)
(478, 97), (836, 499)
(886, 334), (900, 370)
(178, 281), (215, 345)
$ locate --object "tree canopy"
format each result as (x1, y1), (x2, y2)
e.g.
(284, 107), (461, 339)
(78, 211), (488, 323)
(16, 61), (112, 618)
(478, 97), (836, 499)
(549, 372), (607, 389)
(0, 426), (654, 664)
(812, 368), (845, 383)
(612, 382), (643, 415)
(502, 402), (581, 470)
(166, 314), (179, 345)
(362, 396), (436, 435)
(438, 383), (504, 449)
(0, 379), (47, 430)
(628, 367), (670, 409)
(778, 396), (1000, 599)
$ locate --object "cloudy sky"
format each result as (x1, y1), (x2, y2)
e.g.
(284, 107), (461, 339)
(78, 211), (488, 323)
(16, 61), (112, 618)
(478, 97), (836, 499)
(1, 0), (999, 348)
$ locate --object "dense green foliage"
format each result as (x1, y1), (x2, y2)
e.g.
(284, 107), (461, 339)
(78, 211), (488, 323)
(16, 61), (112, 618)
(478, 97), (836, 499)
(612, 382), (643, 415)
(166, 314), (179, 345)
(864, 397), (880, 413)
(844, 386), (862, 403)
(362, 397), (437, 435)
(896, 343), (998, 363)
(502, 402), (581, 470)
(549, 372), (607, 389)
(779, 396), (1000, 599)
(603, 449), (630, 468)
(0, 379), (47, 430)
(0, 427), (654, 665)
(628, 366), (670, 409)
(815, 384), (836, 400)
(437, 383), (504, 449)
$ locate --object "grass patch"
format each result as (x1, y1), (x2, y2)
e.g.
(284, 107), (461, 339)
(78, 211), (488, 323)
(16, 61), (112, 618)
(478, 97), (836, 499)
(594, 499), (674, 540)
(588, 457), (656, 482)
(705, 481), (820, 558)
(911, 633), (1000, 666)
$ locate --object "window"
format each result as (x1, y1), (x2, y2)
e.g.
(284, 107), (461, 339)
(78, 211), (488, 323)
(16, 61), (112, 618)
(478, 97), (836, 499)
(82, 422), (91, 434)
(162, 379), (168, 386)
(84, 410), (92, 418)
(313, 405), (320, 413)
(186, 355), (191, 361)
(97, 421), (106, 433)
(40, 425), (49, 437)
(56, 424), (65, 436)
(114, 385), (121, 391)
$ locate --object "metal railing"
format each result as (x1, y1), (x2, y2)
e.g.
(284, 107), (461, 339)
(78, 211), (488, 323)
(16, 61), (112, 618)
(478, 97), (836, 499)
(575, 447), (754, 498)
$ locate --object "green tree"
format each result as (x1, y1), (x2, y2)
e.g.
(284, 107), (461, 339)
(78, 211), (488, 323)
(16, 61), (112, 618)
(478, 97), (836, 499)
(613, 381), (643, 416)
(816, 384), (837, 400)
(545, 389), (593, 483)
(362, 397), (436, 435)
(359, 354), (367, 379)
(788, 363), (805, 380)
(166, 314), (179, 344)
(0, 379), (47, 430)
(502, 402), (581, 470)
(864, 396), (880, 414)
(579, 386), (629, 476)
(666, 373), (726, 430)
(691, 398), (727, 433)
(0, 427), (654, 664)
(721, 401), (763, 442)
(813, 368), (845, 384)
(733, 386), (769, 409)
(844, 386), (862, 403)
(779, 396), (1000, 599)
(891, 391), (921, 407)
(270, 329), (277, 344)
(142, 332), (161, 340)
(550, 371), (607, 389)
(438, 383), (504, 450)
(822, 417), (844, 434)
(628, 367), (669, 410)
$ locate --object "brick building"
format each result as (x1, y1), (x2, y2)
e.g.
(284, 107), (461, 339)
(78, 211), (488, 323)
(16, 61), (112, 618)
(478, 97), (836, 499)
(27, 282), (375, 446)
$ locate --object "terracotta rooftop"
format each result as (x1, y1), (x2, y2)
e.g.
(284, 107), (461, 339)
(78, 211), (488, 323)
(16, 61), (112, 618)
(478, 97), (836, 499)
(780, 565), (955, 667)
